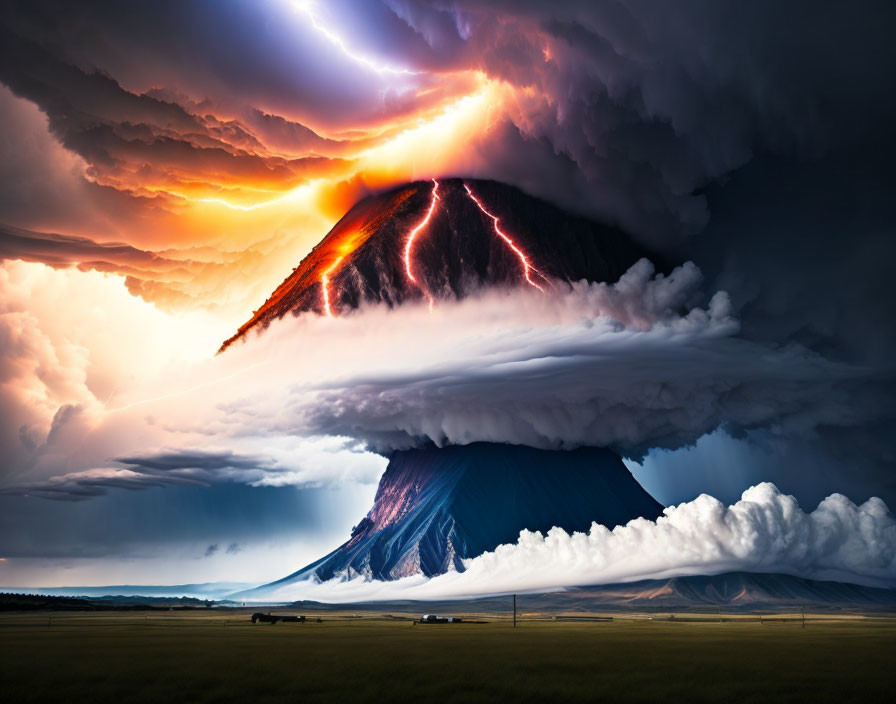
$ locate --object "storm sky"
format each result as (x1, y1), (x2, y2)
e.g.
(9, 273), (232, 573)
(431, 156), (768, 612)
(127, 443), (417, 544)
(1, 0), (895, 588)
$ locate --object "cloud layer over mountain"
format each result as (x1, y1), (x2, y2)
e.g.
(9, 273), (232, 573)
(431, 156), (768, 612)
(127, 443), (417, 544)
(2, 256), (890, 504)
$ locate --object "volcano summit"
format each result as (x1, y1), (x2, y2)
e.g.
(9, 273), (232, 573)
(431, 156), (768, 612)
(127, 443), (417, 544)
(226, 178), (668, 595)
(220, 178), (649, 351)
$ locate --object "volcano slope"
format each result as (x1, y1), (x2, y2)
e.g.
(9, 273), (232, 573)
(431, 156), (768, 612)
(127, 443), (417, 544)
(220, 178), (650, 351)
(246, 443), (663, 593)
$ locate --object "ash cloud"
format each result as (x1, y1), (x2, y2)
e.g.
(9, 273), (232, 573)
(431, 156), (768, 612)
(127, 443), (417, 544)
(326, 0), (896, 244)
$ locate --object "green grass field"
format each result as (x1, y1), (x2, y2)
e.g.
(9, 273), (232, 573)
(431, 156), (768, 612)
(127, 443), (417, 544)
(1, 610), (895, 703)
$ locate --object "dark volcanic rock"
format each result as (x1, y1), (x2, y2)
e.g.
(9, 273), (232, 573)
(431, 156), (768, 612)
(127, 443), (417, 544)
(259, 443), (663, 587)
(220, 178), (650, 350)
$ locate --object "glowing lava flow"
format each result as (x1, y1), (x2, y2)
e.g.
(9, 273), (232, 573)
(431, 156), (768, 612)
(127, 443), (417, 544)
(464, 183), (546, 291)
(403, 179), (441, 307)
(321, 256), (343, 317)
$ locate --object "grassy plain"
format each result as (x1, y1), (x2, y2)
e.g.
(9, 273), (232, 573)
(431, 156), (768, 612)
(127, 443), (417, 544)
(1, 609), (894, 703)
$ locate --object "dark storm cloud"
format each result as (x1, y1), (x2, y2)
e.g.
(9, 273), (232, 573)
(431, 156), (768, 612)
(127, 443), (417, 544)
(4, 0), (893, 243)
(0, 482), (355, 560)
(319, 0), (896, 244)
(0, 15), (372, 267)
(0, 450), (279, 502)
(670, 149), (896, 504)
(0, 0), (440, 129)
(0, 26), (352, 191)
(115, 451), (277, 474)
(0, 223), (188, 273)
(0, 468), (204, 502)
(1, 0), (894, 511)
(0, 442), (384, 504)
(347, 0), (896, 501)
(0, 24), (201, 133)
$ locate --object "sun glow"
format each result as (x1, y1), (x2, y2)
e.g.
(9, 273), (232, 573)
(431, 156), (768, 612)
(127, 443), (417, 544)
(358, 81), (499, 183)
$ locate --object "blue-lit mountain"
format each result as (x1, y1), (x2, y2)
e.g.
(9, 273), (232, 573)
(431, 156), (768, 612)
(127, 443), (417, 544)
(244, 443), (663, 594)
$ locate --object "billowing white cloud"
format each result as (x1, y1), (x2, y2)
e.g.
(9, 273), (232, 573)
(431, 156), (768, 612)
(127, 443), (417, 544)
(237, 259), (880, 458)
(1, 256), (886, 501)
(0, 259), (386, 495)
(257, 482), (896, 602)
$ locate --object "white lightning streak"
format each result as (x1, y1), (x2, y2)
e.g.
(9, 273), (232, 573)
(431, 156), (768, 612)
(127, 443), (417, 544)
(293, 1), (420, 76)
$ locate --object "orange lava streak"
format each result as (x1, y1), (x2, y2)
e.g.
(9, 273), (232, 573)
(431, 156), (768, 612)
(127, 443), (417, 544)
(403, 179), (441, 284)
(321, 256), (343, 317)
(464, 183), (545, 292)
(403, 179), (441, 310)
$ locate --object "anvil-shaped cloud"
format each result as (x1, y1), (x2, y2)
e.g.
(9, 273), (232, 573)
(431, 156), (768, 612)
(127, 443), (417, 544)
(2, 255), (890, 505)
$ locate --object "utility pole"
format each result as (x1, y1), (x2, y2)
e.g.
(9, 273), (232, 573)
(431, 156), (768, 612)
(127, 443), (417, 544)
(801, 606), (805, 629)
(513, 594), (517, 628)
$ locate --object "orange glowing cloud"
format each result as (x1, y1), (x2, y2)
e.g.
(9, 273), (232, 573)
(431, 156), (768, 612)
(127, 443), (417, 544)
(0, 9), (515, 324)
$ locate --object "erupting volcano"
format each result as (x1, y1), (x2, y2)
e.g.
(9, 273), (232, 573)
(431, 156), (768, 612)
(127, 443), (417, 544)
(224, 177), (666, 592)
(219, 178), (649, 351)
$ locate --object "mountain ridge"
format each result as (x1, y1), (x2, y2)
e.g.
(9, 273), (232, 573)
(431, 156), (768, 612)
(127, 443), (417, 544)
(271, 572), (896, 610)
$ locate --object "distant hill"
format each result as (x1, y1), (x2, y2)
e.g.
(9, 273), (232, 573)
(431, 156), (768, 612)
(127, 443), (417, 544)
(534, 572), (896, 610)
(280, 572), (896, 612)
(7, 572), (894, 612)
(0, 593), (214, 611)
(1, 582), (253, 600)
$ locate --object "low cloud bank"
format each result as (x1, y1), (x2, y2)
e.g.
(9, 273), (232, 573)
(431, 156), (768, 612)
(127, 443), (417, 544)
(258, 483), (896, 603)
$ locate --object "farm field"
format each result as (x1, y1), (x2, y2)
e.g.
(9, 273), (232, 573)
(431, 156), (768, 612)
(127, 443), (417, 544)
(1, 609), (895, 703)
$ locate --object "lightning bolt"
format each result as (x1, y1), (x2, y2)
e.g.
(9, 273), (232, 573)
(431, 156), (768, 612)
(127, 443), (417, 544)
(321, 257), (344, 318)
(403, 179), (441, 308)
(464, 183), (546, 292)
(293, 1), (419, 76)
